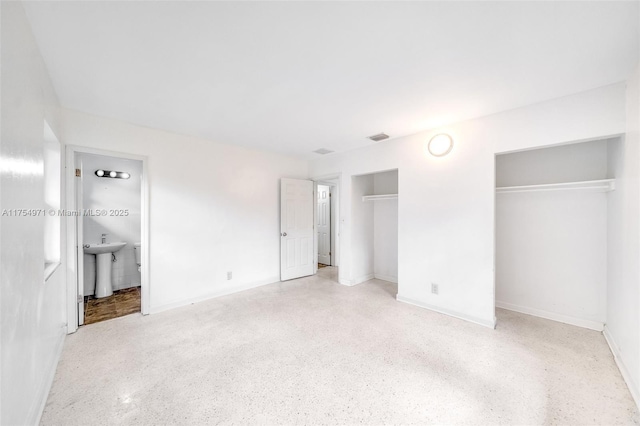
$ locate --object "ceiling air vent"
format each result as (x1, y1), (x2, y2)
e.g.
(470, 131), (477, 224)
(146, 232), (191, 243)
(313, 148), (334, 155)
(368, 133), (389, 142)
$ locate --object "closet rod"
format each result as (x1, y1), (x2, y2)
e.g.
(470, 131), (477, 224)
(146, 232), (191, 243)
(496, 179), (615, 194)
(362, 194), (398, 202)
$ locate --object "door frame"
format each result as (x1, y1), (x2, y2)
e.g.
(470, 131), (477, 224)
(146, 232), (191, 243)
(312, 173), (342, 275)
(315, 183), (332, 266)
(65, 145), (150, 334)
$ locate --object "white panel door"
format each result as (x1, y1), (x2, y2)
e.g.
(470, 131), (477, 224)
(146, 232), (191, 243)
(317, 185), (331, 265)
(76, 155), (85, 326)
(280, 178), (314, 281)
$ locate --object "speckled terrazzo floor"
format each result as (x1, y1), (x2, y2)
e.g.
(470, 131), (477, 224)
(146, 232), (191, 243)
(41, 267), (639, 425)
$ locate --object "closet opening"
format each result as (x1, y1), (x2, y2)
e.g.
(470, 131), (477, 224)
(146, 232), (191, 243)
(350, 169), (398, 296)
(494, 137), (619, 330)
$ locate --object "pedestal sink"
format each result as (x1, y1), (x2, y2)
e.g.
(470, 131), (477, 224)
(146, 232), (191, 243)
(84, 242), (127, 298)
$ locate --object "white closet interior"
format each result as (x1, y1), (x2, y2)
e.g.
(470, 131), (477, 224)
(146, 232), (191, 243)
(495, 138), (620, 330)
(351, 169), (398, 285)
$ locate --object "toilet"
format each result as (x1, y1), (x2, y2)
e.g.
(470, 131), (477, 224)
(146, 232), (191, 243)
(134, 242), (141, 272)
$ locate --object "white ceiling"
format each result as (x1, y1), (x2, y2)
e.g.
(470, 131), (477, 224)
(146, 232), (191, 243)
(24, 1), (639, 159)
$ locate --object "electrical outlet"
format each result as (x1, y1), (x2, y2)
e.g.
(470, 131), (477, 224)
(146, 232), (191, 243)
(227, 271), (232, 280)
(431, 283), (439, 295)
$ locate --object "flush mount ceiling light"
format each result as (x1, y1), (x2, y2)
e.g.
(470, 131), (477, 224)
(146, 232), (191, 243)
(427, 133), (454, 157)
(95, 169), (130, 179)
(368, 133), (389, 142)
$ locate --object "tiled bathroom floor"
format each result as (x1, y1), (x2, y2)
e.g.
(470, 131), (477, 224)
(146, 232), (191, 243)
(84, 287), (141, 325)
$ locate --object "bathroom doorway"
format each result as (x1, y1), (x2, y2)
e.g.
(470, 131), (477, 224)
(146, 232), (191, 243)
(65, 146), (149, 333)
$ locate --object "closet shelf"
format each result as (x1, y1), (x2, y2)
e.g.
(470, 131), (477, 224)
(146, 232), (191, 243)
(496, 179), (615, 194)
(362, 194), (398, 202)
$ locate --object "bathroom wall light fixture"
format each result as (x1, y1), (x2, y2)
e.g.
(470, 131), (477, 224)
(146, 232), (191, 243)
(95, 169), (130, 179)
(427, 133), (454, 157)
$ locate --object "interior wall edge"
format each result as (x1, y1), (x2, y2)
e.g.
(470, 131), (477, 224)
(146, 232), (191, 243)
(353, 274), (375, 285)
(1, 2), (68, 423)
(604, 61), (640, 410)
(374, 274), (398, 284)
(396, 295), (497, 329)
(67, 143), (149, 162)
(30, 331), (66, 426)
(494, 133), (625, 156)
(604, 326), (640, 409)
(496, 301), (604, 332)
(149, 275), (280, 315)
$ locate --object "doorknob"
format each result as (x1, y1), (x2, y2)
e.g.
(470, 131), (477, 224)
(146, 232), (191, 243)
(281, 232), (287, 237)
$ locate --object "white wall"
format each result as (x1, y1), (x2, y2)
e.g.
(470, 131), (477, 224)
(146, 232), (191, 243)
(495, 141), (609, 330)
(62, 108), (308, 312)
(43, 122), (62, 266)
(373, 170), (399, 195)
(310, 83), (626, 328)
(81, 153), (142, 295)
(496, 191), (608, 329)
(0, 2), (67, 424)
(373, 171), (398, 283)
(605, 64), (640, 406)
(495, 139), (610, 186)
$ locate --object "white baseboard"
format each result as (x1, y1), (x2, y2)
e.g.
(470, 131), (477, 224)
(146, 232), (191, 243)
(396, 294), (496, 329)
(603, 326), (640, 410)
(338, 274), (397, 286)
(374, 274), (398, 283)
(496, 301), (604, 331)
(150, 276), (280, 314)
(32, 328), (66, 425)
(353, 273), (374, 285)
